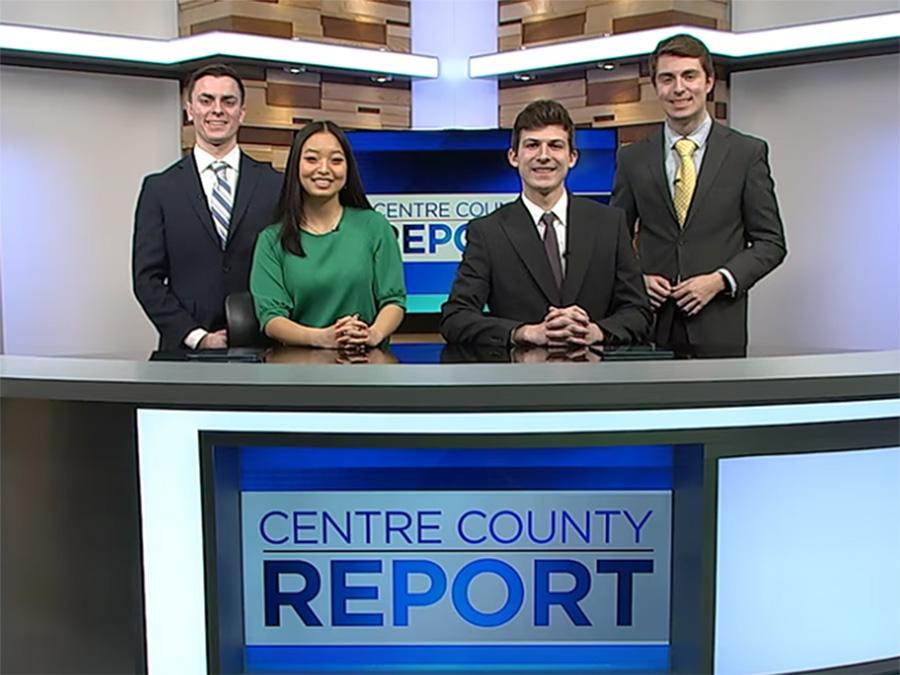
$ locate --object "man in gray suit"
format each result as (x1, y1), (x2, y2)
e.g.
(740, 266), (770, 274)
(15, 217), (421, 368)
(612, 34), (786, 355)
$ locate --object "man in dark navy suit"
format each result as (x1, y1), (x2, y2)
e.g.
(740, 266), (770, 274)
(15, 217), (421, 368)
(133, 64), (281, 350)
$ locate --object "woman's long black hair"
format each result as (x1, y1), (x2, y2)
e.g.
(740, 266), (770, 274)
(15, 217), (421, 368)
(277, 120), (372, 256)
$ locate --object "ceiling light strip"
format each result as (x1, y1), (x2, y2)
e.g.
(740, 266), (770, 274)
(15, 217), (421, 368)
(0, 24), (439, 79)
(469, 12), (900, 78)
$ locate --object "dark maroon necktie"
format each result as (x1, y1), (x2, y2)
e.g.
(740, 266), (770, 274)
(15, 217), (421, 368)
(541, 211), (563, 290)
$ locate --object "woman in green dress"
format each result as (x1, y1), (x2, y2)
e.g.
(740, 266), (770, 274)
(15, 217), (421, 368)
(251, 121), (406, 349)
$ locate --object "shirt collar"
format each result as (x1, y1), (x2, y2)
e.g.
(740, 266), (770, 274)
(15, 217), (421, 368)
(193, 144), (241, 174)
(664, 112), (712, 151)
(521, 190), (568, 228)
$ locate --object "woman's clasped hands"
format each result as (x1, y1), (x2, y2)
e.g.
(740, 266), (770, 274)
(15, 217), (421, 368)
(326, 314), (381, 351)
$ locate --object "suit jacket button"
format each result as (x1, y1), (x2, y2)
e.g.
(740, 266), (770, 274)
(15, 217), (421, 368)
(223, 264), (231, 273)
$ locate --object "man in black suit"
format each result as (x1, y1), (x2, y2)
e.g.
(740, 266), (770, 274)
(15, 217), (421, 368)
(440, 100), (650, 347)
(133, 64), (281, 350)
(612, 34), (786, 355)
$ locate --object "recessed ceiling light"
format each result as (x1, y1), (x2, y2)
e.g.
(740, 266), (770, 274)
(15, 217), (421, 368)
(513, 72), (534, 82)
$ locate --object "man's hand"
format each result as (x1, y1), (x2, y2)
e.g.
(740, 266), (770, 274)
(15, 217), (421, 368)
(199, 329), (228, 349)
(545, 306), (604, 346)
(643, 274), (672, 310)
(513, 305), (603, 347)
(672, 272), (726, 316)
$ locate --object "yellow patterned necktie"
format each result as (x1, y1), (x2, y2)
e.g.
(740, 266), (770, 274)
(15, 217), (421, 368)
(673, 138), (698, 226)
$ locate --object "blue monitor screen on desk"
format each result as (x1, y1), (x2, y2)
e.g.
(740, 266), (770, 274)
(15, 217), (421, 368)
(345, 129), (618, 314)
(206, 441), (674, 673)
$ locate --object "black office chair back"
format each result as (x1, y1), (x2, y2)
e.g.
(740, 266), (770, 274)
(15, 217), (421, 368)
(225, 291), (268, 347)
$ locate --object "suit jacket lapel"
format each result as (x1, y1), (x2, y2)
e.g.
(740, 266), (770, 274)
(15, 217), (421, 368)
(684, 121), (730, 230)
(182, 153), (220, 247)
(228, 152), (261, 246)
(561, 196), (596, 305)
(647, 130), (679, 225)
(501, 199), (561, 305)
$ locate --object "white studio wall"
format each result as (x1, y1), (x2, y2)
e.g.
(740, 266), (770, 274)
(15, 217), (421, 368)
(0, 0), (180, 355)
(411, 0), (498, 129)
(730, 1), (900, 352)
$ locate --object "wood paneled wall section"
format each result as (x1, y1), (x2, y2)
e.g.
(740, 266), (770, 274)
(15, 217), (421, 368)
(179, 0), (411, 168)
(498, 0), (731, 142)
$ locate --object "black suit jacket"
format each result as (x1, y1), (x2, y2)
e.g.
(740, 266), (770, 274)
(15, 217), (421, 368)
(440, 196), (651, 346)
(132, 151), (282, 350)
(612, 122), (787, 348)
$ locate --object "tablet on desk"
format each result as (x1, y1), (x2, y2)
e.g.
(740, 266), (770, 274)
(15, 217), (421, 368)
(595, 344), (675, 360)
(184, 347), (266, 363)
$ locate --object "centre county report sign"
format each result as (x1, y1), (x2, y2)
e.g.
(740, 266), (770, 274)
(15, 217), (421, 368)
(242, 491), (671, 646)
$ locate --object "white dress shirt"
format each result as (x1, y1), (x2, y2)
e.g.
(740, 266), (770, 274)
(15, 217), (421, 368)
(184, 145), (242, 349)
(194, 144), (241, 210)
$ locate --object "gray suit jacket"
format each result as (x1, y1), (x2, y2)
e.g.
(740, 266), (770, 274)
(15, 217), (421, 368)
(612, 122), (787, 348)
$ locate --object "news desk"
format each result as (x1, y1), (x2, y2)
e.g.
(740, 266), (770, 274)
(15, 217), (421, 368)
(2, 348), (898, 675)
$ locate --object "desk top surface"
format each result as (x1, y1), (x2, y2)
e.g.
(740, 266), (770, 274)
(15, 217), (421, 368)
(2, 346), (898, 411)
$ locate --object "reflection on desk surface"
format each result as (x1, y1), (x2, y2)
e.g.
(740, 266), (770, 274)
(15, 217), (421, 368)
(141, 342), (878, 364)
(151, 343), (677, 364)
(265, 346), (400, 365)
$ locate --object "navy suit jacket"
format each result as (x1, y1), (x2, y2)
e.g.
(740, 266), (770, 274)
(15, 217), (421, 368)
(132, 151), (282, 350)
(440, 196), (651, 346)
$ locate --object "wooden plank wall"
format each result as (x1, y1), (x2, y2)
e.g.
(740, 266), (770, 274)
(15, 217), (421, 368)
(178, 0), (731, 163)
(179, 0), (412, 168)
(499, 0), (731, 144)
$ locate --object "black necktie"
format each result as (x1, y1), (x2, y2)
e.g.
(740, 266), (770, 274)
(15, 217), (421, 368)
(541, 211), (563, 290)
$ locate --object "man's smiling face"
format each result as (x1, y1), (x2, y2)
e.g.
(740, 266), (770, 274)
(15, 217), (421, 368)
(653, 54), (714, 128)
(185, 75), (245, 155)
(508, 124), (578, 202)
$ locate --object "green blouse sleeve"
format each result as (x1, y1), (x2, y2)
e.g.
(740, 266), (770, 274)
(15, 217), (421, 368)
(250, 226), (293, 329)
(371, 212), (407, 311)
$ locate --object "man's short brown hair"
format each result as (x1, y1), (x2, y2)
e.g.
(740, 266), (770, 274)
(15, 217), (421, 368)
(184, 64), (245, 104)
(511, 99), (576, 152)
(649, 34), (714, 82)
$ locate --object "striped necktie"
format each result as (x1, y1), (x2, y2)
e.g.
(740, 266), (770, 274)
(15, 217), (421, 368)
(210, 161), (233, 248)
(673, 138), (697, 226)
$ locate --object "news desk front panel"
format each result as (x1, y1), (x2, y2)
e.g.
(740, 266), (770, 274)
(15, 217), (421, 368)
(2, 352), (898, 674)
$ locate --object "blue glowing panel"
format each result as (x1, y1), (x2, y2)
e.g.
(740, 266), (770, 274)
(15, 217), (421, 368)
(715, 446), (900, 674)
(348, 129), (616, 195)
(345, 129), (617, 313)
(239, 445), (674, 492)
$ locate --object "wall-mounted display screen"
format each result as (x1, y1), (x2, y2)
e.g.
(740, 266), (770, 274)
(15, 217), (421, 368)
(203, 438), (676, 673)
(345, 129), (618, 314)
